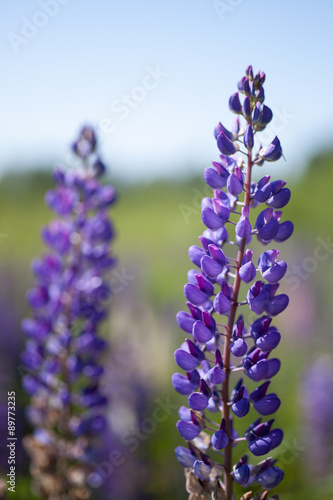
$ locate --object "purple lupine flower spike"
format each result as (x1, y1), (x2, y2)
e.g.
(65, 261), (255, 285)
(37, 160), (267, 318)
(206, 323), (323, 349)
(173, 67), (291, 500)
(22, 126), (116, 500)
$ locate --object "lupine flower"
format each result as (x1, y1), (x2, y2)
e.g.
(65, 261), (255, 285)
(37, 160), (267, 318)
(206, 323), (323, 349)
(301, 356), (333, 479)
(22, 126), (116, 500)
(173, 67), (292, 500)
(0, 268), (26, 473)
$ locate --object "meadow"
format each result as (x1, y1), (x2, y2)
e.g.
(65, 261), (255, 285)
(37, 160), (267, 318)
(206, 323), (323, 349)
(0, 147), (333, 499)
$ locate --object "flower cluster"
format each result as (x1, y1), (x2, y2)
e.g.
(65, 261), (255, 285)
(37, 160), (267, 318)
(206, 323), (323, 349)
(21, 126), (116, 500)
(173, 67), (292, 500)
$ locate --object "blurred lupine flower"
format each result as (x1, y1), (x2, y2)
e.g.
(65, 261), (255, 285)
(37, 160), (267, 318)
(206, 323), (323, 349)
(21, 126), (116, 500)
(0, 267), (27, 475)
(173, 67), (293, 500)
(301, 355), (333, 479)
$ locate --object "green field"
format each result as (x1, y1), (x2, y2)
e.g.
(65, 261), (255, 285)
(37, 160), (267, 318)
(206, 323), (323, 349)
(0, 150), (333, 499)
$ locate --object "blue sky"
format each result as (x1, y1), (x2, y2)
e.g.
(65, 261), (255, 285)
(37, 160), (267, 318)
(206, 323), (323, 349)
(1, 0), (333, 181)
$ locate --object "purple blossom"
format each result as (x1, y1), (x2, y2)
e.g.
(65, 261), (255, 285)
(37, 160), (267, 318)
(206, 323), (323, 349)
(173, 67), (291, 499)
(259, 136), (283, 162)
(21, 126), (116, 499)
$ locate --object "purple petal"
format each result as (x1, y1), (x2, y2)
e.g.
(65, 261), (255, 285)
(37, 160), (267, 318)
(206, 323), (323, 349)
(196, 274), (214, 296)
(229, 92), (242, 114)
(193, 320), (213, 344)
(214, 122), (235, 142)
(266, 294), (289, 316)
(188, 392), (209, 411)
(217, 133), (239, 156)
(254, 394), (281, 415)
(207, 366), (225, 385)
(211, 161), (230, 179)
(172, 373), (197, 395)
(255, 181), (271, 203)
(236, 217), (252, 239)
(214, 292), (231, 315)
(268, 428), (283, 449)
(227, 172), (243, 196)
(256, 466), (284, 489)
(262, 283), (279, 299)
(270, 180), (286, 195)
(201, 207), (224, 231)
(255, 207), (273, 229)
(175, 446), (196, 468)
(242, 97), (251, 120)
(193, 460), (211, 480)
(239, 261), (256, 283)
(212, 429), (229, 450)
(179, 406), (192, 420)
(232, 398), (250, 418)
(267, 188), (291, 209)
(230, 338), (248, 357)
(174, 349), (200, 371)
(176, 311), (196, 333)
(187, 339), (205, 360)
(260, 136), (282, 162)
(258, 219), (279, 241)
(262, 262), (287, 283)
(244, 125), (254, 150)
(202, 310), (216, 332)
(274, 221), (294, 242)
(247, 290), (270, 315)
(260, 105), (273, 126)
(258, 249), (279, 272)
(184, 283), (208, 306)
(189, 245), (206, 267)
(204, 167), (227, 189)
(188, 270), (201, 287)
(250, 316), (271, 339)
(249, 436), (271, 456)
(255, 327), (281, 351)
(212, 199), (230, 222)
(234, 464), (251, 486)
(208, 244), (227, 266)
(176, 420), (201, 440)
(249, 381), (270, 401)
(253, 102), (262, 124)
(246, 359), (269, 381)
(201, 255), (223, 279)
(266, 358), (281, 378)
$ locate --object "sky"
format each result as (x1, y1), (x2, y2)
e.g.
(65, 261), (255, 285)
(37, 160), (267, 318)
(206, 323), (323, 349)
(1, 0), (333, 182)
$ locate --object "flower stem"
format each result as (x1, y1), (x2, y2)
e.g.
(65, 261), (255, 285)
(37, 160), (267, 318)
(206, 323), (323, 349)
(222, 150), (253, 499)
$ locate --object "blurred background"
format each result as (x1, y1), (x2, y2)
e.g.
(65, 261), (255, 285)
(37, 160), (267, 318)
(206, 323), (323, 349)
(1, 0), (333, 499)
